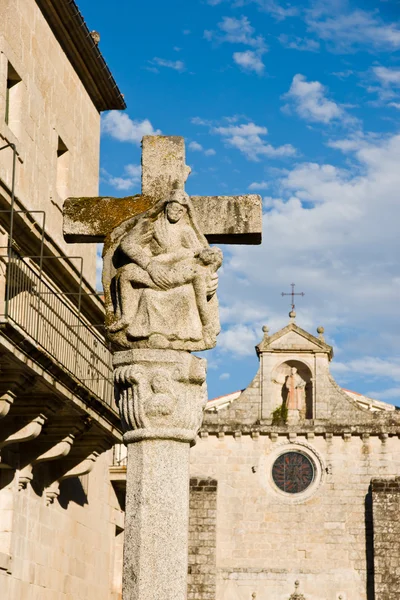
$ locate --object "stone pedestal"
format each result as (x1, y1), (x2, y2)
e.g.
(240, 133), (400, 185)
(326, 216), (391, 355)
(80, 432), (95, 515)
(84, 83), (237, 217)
(124, 440), (190, 600)
(113, 349), (207, 600)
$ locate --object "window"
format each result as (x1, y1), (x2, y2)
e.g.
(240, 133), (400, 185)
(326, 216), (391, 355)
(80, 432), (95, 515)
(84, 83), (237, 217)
(56, 136), (69, 199)
(272, 451), (315, 494)
(5, 62), (22, 134)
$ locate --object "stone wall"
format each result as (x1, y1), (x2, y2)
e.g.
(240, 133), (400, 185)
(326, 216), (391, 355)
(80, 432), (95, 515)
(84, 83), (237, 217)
(0, 452), (124, 600)
(0, 0), (100, 287)
(372, 476), (400, 600)
(188, 477), (218, 600)
(190, 433), (400, 600)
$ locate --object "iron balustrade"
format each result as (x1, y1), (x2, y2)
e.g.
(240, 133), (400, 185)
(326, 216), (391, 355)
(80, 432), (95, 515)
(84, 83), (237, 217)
(4, 253), (115, 411)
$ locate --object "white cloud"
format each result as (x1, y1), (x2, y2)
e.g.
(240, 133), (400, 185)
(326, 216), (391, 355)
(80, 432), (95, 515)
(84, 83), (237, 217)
(150, 57), (185, 72)
(204, 16), (267, 73)
(219, 372), (231, 380)
(306, 6), (400, 53)
(96, 245), (103, 292)
(253, 0), (298, 20)
(108, 177), (136, 191)
(373, 66), (400, 87)
(217, 324), (261, 356)
(212, 16), (266, 50)
(103, 164), (141, 191)
(367, 66), (400, 104)
(283, 74), (343, 124)
(191, 117), (211, 126)
(332, 357), (400, 382)
(208, 0), (298, 20)
(101, 112), (161, 145)
(366, 387), (400, 401)
(215, 132), (400, 374)
(233, 50), (265, 74)
(213, 121), (296, 161)
(188, 141), (216, 156)
(248, 181), (269, 190)
(189, 141), (203, 152)
(278, 34), (320, 52)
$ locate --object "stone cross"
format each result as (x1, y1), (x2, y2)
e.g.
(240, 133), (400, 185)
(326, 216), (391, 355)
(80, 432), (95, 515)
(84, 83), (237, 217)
(64, 136), (261, 246)
(63, 136), (262, 600)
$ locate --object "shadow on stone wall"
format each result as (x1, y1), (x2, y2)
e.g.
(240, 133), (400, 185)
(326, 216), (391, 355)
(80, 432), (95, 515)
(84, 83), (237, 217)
(58, 477), (88, 508)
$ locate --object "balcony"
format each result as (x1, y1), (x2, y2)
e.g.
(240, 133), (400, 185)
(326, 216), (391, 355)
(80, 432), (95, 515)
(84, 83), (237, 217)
(1, 252), (115, 413)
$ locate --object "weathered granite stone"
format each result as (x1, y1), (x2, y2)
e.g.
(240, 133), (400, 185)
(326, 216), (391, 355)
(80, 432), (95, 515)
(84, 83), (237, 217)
(63, 136), (262, 246)
(124, 440), (191, 600)
(115, 350), (207, 600)
(104, 188), (223, 352)
(63, 135), (263, 600)
(113, 349), (207, 444)
(63, 194), (262, 245)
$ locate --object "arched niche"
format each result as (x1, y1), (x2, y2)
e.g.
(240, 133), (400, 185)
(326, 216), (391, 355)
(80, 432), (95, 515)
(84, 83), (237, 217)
(272, 360), (313, 419)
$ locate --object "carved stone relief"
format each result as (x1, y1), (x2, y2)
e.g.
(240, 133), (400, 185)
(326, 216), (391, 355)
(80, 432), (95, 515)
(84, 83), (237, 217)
(113, 349), (207, 444)
(102, 187), (223, 352)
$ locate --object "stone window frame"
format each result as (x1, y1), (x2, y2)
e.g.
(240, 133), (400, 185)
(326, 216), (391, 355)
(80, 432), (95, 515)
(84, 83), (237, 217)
(264, 440), (326, 504)
(0, 45), (25, 149)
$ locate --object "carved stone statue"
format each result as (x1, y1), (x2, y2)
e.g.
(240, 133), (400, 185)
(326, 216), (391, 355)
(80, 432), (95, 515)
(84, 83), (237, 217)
(285, 367), (306, 413)
(102, 186), (223, 352)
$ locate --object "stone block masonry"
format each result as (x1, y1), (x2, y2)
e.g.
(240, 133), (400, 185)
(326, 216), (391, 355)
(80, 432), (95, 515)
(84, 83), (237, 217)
(188, 478), (218, 600)
(372, 476), (400, 600)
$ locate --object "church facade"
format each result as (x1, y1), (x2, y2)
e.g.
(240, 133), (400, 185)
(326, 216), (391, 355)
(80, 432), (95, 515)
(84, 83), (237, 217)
(189, 317), (400, 600)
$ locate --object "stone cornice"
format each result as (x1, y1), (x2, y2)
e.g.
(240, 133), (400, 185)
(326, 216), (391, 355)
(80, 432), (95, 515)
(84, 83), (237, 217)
(199, 424), (400, 438)
(35, 0), (126, 111)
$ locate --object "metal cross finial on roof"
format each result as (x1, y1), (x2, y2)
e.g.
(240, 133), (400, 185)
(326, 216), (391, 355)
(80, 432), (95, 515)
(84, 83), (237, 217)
(281, 283), (304, 318)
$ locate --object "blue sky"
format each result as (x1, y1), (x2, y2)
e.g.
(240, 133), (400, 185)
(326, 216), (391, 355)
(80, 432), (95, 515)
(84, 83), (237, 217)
(79, 0), (400, 403)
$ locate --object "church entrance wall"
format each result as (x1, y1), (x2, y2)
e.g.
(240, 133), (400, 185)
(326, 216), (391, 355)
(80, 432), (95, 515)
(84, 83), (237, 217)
(190, 433), (396, 600)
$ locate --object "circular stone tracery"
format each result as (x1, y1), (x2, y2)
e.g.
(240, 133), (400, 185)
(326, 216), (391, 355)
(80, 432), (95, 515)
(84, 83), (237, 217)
(272, 451), (314, 494)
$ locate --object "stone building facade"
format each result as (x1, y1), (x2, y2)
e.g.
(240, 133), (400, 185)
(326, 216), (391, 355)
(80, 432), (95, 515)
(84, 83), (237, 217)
(0, 1), (126, 599)
(190, 318), (400, 600)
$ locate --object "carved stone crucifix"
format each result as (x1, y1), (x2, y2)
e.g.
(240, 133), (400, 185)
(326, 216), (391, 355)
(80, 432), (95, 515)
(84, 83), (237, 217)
(63, 136), (262, 600)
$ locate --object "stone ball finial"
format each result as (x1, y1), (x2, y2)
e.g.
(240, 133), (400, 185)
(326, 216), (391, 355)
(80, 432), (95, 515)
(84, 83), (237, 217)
(262, 325), (269, 334)
(317, 326), (324, 334)
(90, 31), (101, 45)
(289, 310), (296, 319)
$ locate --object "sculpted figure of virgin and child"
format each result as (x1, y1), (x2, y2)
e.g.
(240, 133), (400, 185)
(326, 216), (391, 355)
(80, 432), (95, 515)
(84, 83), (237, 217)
(102, 186), (223, 352)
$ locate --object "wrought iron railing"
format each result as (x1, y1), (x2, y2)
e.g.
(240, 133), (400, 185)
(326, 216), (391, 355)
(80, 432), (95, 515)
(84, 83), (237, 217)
(3, 254), (115, 411)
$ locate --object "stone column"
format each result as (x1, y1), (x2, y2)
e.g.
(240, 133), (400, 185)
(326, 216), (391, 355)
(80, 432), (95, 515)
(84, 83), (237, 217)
(113, 349), (207, 600)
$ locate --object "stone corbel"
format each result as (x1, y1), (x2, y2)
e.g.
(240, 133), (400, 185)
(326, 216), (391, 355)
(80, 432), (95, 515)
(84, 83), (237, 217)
(0, 390), (16, 419)
(18, 433), (76, 490)
(45, 451), (100, 505)
(0, 414), (47, 449)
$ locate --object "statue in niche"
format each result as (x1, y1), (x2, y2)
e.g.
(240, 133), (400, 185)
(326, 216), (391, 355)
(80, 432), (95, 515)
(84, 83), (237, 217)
(285, 367), (306, 415)
(102, 186), (223, 352)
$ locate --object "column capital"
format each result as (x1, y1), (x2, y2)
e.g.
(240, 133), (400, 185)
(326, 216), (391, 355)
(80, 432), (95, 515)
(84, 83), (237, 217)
(113, 349), (207, 445)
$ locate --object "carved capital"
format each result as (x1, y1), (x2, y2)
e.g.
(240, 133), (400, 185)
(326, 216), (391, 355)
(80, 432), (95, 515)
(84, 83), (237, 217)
(113, 349), (207, 444)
